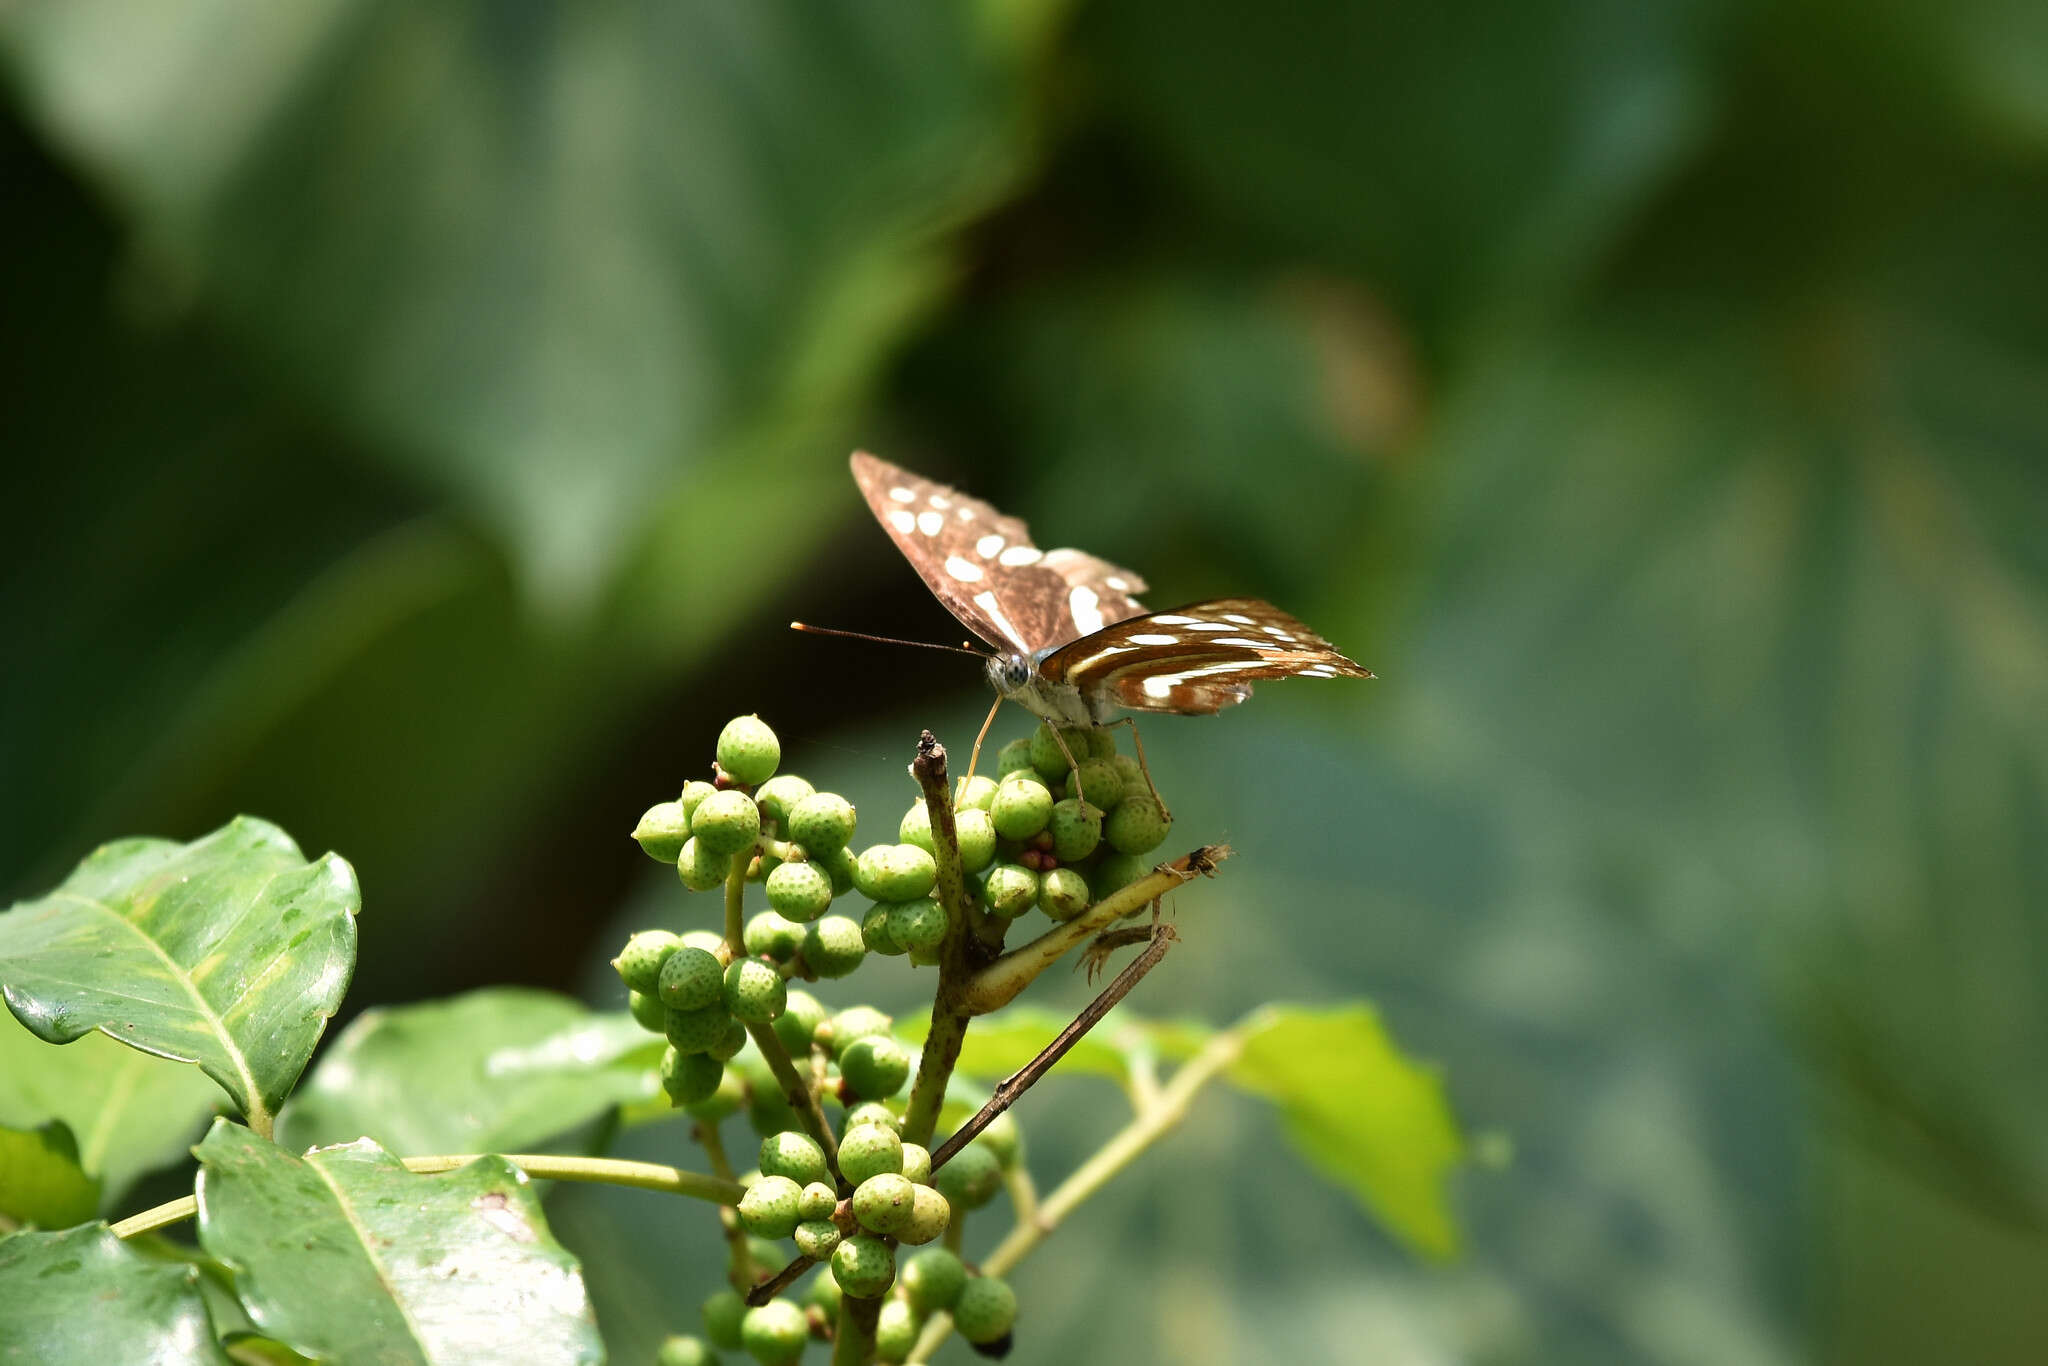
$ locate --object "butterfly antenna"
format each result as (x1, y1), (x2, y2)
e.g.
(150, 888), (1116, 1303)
(789, 622), (990, 658)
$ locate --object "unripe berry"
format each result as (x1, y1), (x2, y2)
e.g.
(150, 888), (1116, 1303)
(661, 1048), (724, 1106)
(990, 779), (1054, 841)
(1028, 722), (1088, 782)
(798, 1181), (838, 1221)
(898, 1143), (932, 1185)
(898, 801), (935, 855)
(978, 1112), (1024, 1169)
(954, 808), (998, 873)
(752, 773), (814, 827)
(843, 1101), (902, 1134)
(759, 1130), (830, 1188)
(952, 1276), (1017, 1346)
(743, 911), (803, 962)
(680, 780), (718, 823)
(857, 844), (937, 902)
(823, 1007), (893, 1058)
(787, 792), (858, 853)
(954, 775), (998, 811)
(772, 989), (828, 1056)
(658, 946), (727, 1011)
(837, 1123), (904, 1185)
(900, 1249), (967, 1314)
(1086, 727), (1118, 760)
(738, 1297), (806, 1365)
(1111, 753), (1144, 791)
(1063, 757), (1124, 810)
(688, 1066), (746, 1122)
(723, 959), (786, 1023)
(884, 898), (946, 957)
(830, 1233), (895, 1300)
(746, 1236), (790, 1278)
(692, 790), (762, 858)
(934, 1143), (1003, 1210)
(895, 1185), (951, 1246)
(678, 837), (731, 892)
(738, 1174), (804, 1239)
(839, 1034), (912, 1100)
(764, 861), (834, 922)
(666, 1004), (733, 1055)
(655, 1334), (716, 1366)
(793, 1218), (841, 1260)
(1037, 866), (1091, 921)
(708, 1017), (749, 1062)
(817, 844), (859, 897)
(1090, 851), (1151, 900)
(983, 864), (1039, 918)
(1048, 799), (1103, 863)
(682, 930), (731, 957)
(749, 1089), (799, 1142)
(1105, 795), (1170, 855)
(702, 1289), (747, 1350)
(717, 715), (781, 787)
(906, 938), (941, 969)
(629, 989), (668, 1034)
(807, 1268), (843, 1315)
(614, 929), (683, 995)
(994, 737), (1035, 777)
(802, 915), (866, 978)
(861, 904), (905, 956)
(874, 1298), (921, 1361)
(851, 1172), (916, 1234)
(634, 802), (692, 862)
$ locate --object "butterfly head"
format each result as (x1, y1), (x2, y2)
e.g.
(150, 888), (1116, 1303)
(987, 652), (1036, 698)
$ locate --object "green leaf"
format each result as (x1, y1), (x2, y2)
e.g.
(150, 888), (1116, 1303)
(0, 1010), (221, 1207)
(897, 1005), (1131, 1083)
(0, 817), (357, 1138)
(0, 1121), (99, 1230)
(194, 1121), (601, 1365)
(0, 1222), (230, 1365)
(275, 988), (661, 1156)
(1230, 1004), (1465, 1260)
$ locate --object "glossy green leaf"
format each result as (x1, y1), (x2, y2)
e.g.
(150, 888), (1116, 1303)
(0, 818), (357, 1138)
(275, 988), (661, 1156)
(0, 1010), (221, 1208)
(0, 1121), (99, 1230)
(194, 1121), (601, 1365)
(0, 1222), (230, 1365)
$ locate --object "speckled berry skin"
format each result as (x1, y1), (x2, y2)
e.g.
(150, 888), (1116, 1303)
(1048, 798), (1103, 863)
(787, 792), (858, 853)
(861, 904), (904, 956)
(952, 1276), (1018, 1345)
(665, 1003), (733, 1055)
(614, 929), (683, 995)
(836, 1123), (905, 1185)
(994, 736), (1035, 777)
(851, 1172), (916, 1234)
(660, 1049), (723, 1105)
(798, 1181), (838, 1221)
(709, 1017), (749, 1062)
(691, 789), (762, 858)
(874, 1298), (921, 1360)
(895, 1185), (951, 1246)
(802, 915), (866, 978)
(677, 837), (731, 892)
(738, 1174), (804, 1239)
(752, 773), (814, 826)
(657, 945), (726, 1011)
(983, 863), (1039, 918)
(701, 1289), (747, 1350)
(793, 1218), (842, 1260)
(898, 801), (935, 855)
(765, 860), (834, 921)
(830, 1234), (896, 1299)
(1063, 757), (1125, 811)
(633, 802), (692, 862)
(856, 844), (937, 902)
(883, 898), (946, 956)
(990, 778), (1054, 841)
(825, 1007), (893, 1057)
(1037, 866), (1091, 921)
(628, 989), (668, 1034)
(744, 911), (803, 961)
(679, 780), (718, 824)
(716, 715), (781, 787)
(1105, 795), (1171, 854)
(934, 1143), (1004, 1210)
(773, 989), (828, 1056)
(843, 1101), (901, 1133)
(759, 1130), (830, 1187)
(738, 1297), (807, 1365)
(723, 958), (787, 1023)
(1028, 721), (1089, 782)
(898, 1143), (932, 1185)
(1090, 850), (1151, 900)
(954, 774), (998, 811)
(900, 1248), (967, 1313)
(954, 808), (998, 873)
(839, 1034), (912, 1100)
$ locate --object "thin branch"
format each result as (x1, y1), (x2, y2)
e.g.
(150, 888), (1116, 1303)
(747, 1253), (817, 1307)
(902, 731), (976, 1149)
(747, 1020), (841, 1174)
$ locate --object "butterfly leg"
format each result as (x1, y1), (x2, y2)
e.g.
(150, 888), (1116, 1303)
(1109, 717), (1172, 821)
(965, 694), (1004, 786)
(1046, 723), (1091, 807)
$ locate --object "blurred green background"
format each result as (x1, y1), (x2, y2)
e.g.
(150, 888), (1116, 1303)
(4, 1), (2045, 1362)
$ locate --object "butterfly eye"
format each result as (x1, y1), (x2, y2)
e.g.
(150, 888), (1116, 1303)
(1003, 658), (1031, 689)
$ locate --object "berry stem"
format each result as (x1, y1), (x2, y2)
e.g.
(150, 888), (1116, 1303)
(902, 731), (976, 1149)
(746, 1019), (841, 1175)
(833, 1292), (884, 1366)
(110, 1153), (746, 1240)
(723, 846), (748, 955)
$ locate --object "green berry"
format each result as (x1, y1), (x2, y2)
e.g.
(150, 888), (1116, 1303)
(851, 1172), (916, 1234)
(760, 1130), (830, 1187)
(1105, 795), (1170, 854)
(934, 1143), (1004, 1210)
(983, 864), (1039, 918)
(1037, 866), (1091, 921)
(990, 778), (1054, 841)
(682, 930), (730, 956)
(614, 929), (683, 995)
(1048, 798), (1102, 863)
(634, 802), (692, 862)
(856, 844), (937, 902)
(839, 1035), (912, 1100)
(884, 898), (946, 957)
(655, 1334), (716, 1366)
(952, 1277), (1017, 1346)
(806, 1268), (843, 1316)
(861, 904), (904, 956)
(899, 801), (935, 855)
(680, 780), (718, 823)
(830, 1234), (895, 1300)
(954, 808), (997, 873)
(798, 1181), (838, 1221)
(746, 1236), (790, 1278)
(723, 959), (786, 1024)
(658, 946), (727, 1011)
(874, 1298), (921, 1360)
(899, 1143), (932, 1185)
(717, 715), (781, 787)
(1062, 757), (1125, 810)
(793, 1218), (842, 1260)
(738, 1174), (804, 1239)
(817, 844), (859, 896)
(661, 1049), (724, 1106)
(764, 861), (834, 922)
(709, 1017), (750, 1061)
(954, 775), (998, 811)
(1086, 727), (1118, 760)
(738, 1297), (806, 1365)
(1029, 722), (1088, 782)
(978, 1112), (1024, 1169)
(1090, 850), (1151, 900)
(702, 1289), (747, 1350)
(823, 1007), (893, 1058)
(994, 737), (1035, 777)
(1111, 753), (1144, 791)
(906, 938), (942, 969)
(843, 1101), (902, 1134)
(678, 836), (732, 892)
(666, 1004), (733, 1055)
(900, 1249), (967, 1314)
(628, 988), (669, 1033)
(895, 1185), (951, 1246)
(773, 989), (828, 1056)
(837, 1123), (904, 1185)
(688, 1067), (746, 1121)
(802, 915), (867, 978)
(787, 792), (858, 853)
(744, 911), (804, 961)
(747, 1086), (800, 1141)
(692, 789), (762, 858)
(752, 773), (814, 827)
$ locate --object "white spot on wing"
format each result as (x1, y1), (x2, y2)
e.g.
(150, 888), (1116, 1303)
(1106, 576), (1129, 591)
(888, 509), (917, 534)
(1142, 676), (1177, 699)
(929, 494), (952, 510)
(1128, 633), (1179, 646)
(1209, 637), (1269, 649)
(1150, 615), (1197, 626)
(973, 591), (1030, 651)
(1069, 586), (1104, 635)
(998, 546), (1043, 567)
(918, 511), (944, 536)
(957, 507), (974, 520)
(889, 487), (917, 503)
(1223, 613), (1254, 625)
(976, 534), (1005, 559)
(1189, 621), (1235, 632)
(945, 555), (984, 582)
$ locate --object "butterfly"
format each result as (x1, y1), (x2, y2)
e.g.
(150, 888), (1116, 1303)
(840, 453), (1372, 773)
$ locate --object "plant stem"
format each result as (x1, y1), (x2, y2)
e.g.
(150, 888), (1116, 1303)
(747, 1020), (840, 1173)
(833, 1293), (883, 1366)
(111, 1153), (745, 1240)
(724, 848), (749, 955)
(902, 731), (974, 1149)
(903, 1025), (1248, 1364)
(697, 1121), (756, 1290)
